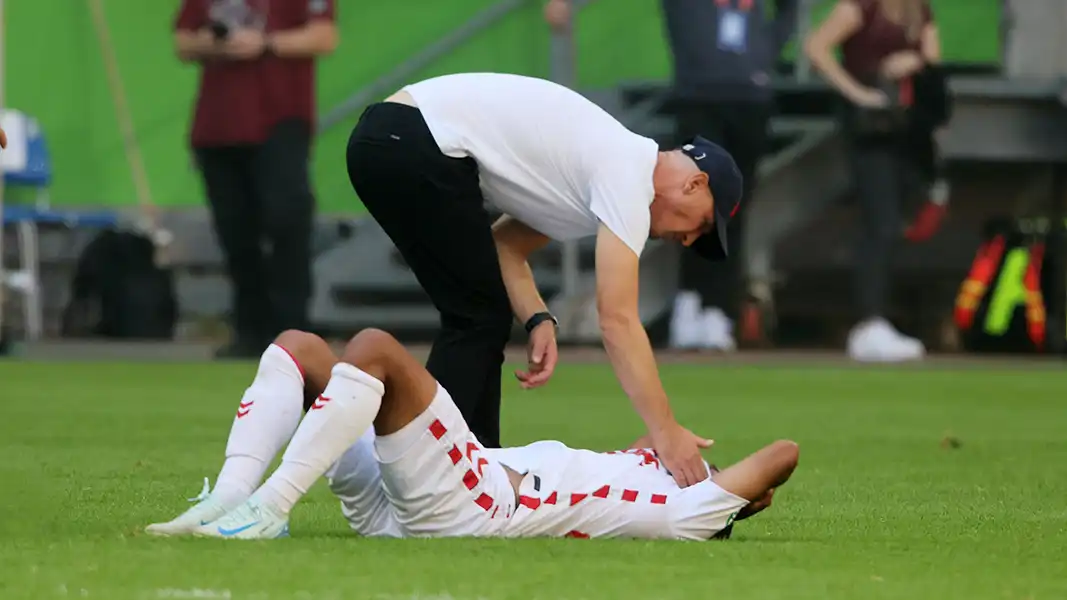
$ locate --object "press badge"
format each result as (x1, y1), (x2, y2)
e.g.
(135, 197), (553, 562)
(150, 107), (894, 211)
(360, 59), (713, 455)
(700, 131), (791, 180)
(717, 9), (748, 53)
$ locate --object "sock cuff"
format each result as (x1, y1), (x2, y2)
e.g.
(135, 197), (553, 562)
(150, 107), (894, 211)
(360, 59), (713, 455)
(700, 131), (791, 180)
(263, 344), (305, 384)
(331, 363), (386, 396)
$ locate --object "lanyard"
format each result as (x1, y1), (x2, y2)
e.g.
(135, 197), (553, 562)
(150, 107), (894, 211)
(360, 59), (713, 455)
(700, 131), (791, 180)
(715, 0), (754, 12)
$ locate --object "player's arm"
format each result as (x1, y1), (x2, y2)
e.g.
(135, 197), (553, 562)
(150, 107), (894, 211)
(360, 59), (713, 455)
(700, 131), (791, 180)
(492, 215), (553, 323)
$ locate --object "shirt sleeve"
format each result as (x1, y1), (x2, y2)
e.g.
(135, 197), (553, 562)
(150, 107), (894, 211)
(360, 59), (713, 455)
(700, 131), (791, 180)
(588, 170), (653, 258)
(308, 0), (336, 20)
(174, 0), (206, 32)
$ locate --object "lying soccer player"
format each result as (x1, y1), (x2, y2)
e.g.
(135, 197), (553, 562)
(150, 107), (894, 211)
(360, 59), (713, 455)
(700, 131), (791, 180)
(147, 329), (798, 541)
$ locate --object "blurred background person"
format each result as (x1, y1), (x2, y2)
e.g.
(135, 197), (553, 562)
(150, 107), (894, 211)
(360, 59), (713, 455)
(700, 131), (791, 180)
(661, 0), (798, 352)
(173, 0), (338, 359)
(543, 0), (798, 352)
(804, 0), (941, 362)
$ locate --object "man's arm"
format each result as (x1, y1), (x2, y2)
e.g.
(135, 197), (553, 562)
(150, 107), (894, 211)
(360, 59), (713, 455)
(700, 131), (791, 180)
(175, 29), (228, 62)
(594, 225), (676, 434)
(491, 215), (552, 323)
(268, 19), (338, 58)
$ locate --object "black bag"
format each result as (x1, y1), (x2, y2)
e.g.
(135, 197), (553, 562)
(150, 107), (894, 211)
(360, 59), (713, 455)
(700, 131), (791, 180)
(61, 230), (178, 340)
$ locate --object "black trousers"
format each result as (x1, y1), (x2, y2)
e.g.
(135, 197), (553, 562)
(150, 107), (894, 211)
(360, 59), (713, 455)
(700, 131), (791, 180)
(848, 135), (916, 320)
(195, 120), (315, 349)
(675, 100), (771, 318)
(346, 103), (511, 448)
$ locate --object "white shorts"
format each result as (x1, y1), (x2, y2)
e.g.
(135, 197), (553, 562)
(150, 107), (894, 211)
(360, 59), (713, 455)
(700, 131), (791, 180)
(372, 384), (516, 538)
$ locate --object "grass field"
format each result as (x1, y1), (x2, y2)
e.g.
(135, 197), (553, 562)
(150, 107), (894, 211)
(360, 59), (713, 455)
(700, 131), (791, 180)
(2, 359), (1065, 599)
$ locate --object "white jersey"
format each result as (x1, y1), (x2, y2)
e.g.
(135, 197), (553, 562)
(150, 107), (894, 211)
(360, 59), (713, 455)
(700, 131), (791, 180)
(403, 73), (659, 257)
(327, 387), (748, 541)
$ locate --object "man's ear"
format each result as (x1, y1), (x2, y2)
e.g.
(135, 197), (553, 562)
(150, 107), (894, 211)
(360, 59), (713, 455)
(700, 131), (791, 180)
(685, 171), (709, 195)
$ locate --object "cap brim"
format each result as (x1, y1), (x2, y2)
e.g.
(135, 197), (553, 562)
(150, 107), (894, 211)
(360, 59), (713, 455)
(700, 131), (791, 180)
(689, 213), (730, 261)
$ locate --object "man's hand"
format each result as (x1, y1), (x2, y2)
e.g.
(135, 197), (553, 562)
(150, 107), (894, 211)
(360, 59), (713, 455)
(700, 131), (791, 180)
(544, 0), (571, 31)
(515, 321), (558, 389)
(650, 423), (713, 488)
(225, 29), (267, 60)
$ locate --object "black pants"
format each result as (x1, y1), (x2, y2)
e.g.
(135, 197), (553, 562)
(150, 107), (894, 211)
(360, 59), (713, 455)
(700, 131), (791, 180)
(675, 100), (771, 318)
(345, 103), (511, 448)
(195, 120), (315, 349)
(849, 136), (915, 320)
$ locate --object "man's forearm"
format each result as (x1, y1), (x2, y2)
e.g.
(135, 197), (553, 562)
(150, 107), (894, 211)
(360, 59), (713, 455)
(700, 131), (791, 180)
(269, 21), (338, 58)
(601, 316), (676, 433)
(496, 246), (549, 323)
(175, 29), (226, 62)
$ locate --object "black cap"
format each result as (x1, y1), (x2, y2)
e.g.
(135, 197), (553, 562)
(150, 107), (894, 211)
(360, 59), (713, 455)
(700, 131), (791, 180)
(679, 136), (744, 261)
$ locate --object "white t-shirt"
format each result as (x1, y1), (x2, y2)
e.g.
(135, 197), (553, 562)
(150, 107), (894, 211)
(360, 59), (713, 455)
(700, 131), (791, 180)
(403, 73), (660, 256)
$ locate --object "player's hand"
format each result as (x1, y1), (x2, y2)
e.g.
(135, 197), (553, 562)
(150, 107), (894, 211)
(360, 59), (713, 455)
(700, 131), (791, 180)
(515, 320), (558, 389)
(651, 423), (713, 488)
(544, 0), (571, 31)
(0, 126), (7, 149)
(225, 29), (267, 60)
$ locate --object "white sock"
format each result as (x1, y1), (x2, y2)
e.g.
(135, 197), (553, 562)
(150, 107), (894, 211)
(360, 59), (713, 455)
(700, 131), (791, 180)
(211, 344), (305, 508)
(256, 363), (384, 514)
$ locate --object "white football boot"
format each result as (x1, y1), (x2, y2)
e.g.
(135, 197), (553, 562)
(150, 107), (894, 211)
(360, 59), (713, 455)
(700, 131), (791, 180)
(146, 478), (238, 537)
(191, 495), (290, 540)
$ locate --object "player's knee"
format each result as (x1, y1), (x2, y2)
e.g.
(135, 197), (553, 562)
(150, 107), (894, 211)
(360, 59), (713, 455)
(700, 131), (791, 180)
(273, 329), (328, 364)
(340, 328), (399, 377)
(771, 440), (800, 471)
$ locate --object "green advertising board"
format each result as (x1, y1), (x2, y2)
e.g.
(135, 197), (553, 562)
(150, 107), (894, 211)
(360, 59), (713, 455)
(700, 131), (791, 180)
(5, 0), (999, 214)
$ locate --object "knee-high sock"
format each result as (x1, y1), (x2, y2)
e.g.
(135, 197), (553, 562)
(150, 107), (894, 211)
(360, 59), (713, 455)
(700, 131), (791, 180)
(212, 344), (305, 508)
(257, 363), (384, 514)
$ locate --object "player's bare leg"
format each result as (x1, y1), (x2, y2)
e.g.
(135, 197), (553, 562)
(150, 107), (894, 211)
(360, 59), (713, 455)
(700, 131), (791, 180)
(146, 331), (337, 536)
(194, 328), (443, 539)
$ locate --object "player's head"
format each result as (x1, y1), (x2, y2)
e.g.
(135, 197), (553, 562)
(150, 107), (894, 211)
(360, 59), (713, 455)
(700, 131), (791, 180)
(650, 136), (743, 261)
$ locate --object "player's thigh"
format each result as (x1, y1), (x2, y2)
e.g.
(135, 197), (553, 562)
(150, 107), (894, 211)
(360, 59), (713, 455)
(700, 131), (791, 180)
(327, 429), (400, 538)
(374, 384), (516, 537)
(671, 478), (750, 540)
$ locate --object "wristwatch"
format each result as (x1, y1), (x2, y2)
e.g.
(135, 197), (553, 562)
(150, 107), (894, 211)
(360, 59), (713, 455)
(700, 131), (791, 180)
(524, 312), (558, 334)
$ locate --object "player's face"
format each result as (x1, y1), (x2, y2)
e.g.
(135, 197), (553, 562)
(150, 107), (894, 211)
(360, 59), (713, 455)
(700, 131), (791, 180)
(649, 170), (715, 245)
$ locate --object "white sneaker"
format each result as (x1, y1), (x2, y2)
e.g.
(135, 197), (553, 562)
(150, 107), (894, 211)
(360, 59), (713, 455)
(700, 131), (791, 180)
(701, 308), (737, 352)
(146, 478), (238, 537)
(192, 496), (290, 540)
(847, 318), (925, 362)
(670, 291), (704, 349)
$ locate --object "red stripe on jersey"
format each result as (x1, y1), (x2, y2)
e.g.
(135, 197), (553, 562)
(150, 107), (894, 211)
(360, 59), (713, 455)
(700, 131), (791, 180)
(651, 494), (668, 505)
(519, 495), (541, 510)
(544, 492), (558, 505)
(447, 446), (462, 465)
(429, 419), (447, 440)
(475, 493), (493, 511)
(569, 493), (587, 506)
(621, 489), (638, 502)
(592, 485), (610, 498)
(565, 530), (590, 539)
(463, 470), (479, 490)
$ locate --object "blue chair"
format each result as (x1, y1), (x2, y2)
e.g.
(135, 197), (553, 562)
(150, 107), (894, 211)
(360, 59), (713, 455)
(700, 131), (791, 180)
(1, 111), (118, 340)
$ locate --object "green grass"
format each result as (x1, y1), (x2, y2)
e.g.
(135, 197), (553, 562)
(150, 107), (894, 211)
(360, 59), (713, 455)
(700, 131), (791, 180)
(1, 359), (1064, 599)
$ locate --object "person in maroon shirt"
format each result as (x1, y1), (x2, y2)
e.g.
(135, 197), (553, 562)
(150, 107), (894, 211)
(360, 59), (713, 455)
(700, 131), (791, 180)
(173, 0), (338, 358)
(803, 0), (942, 363)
